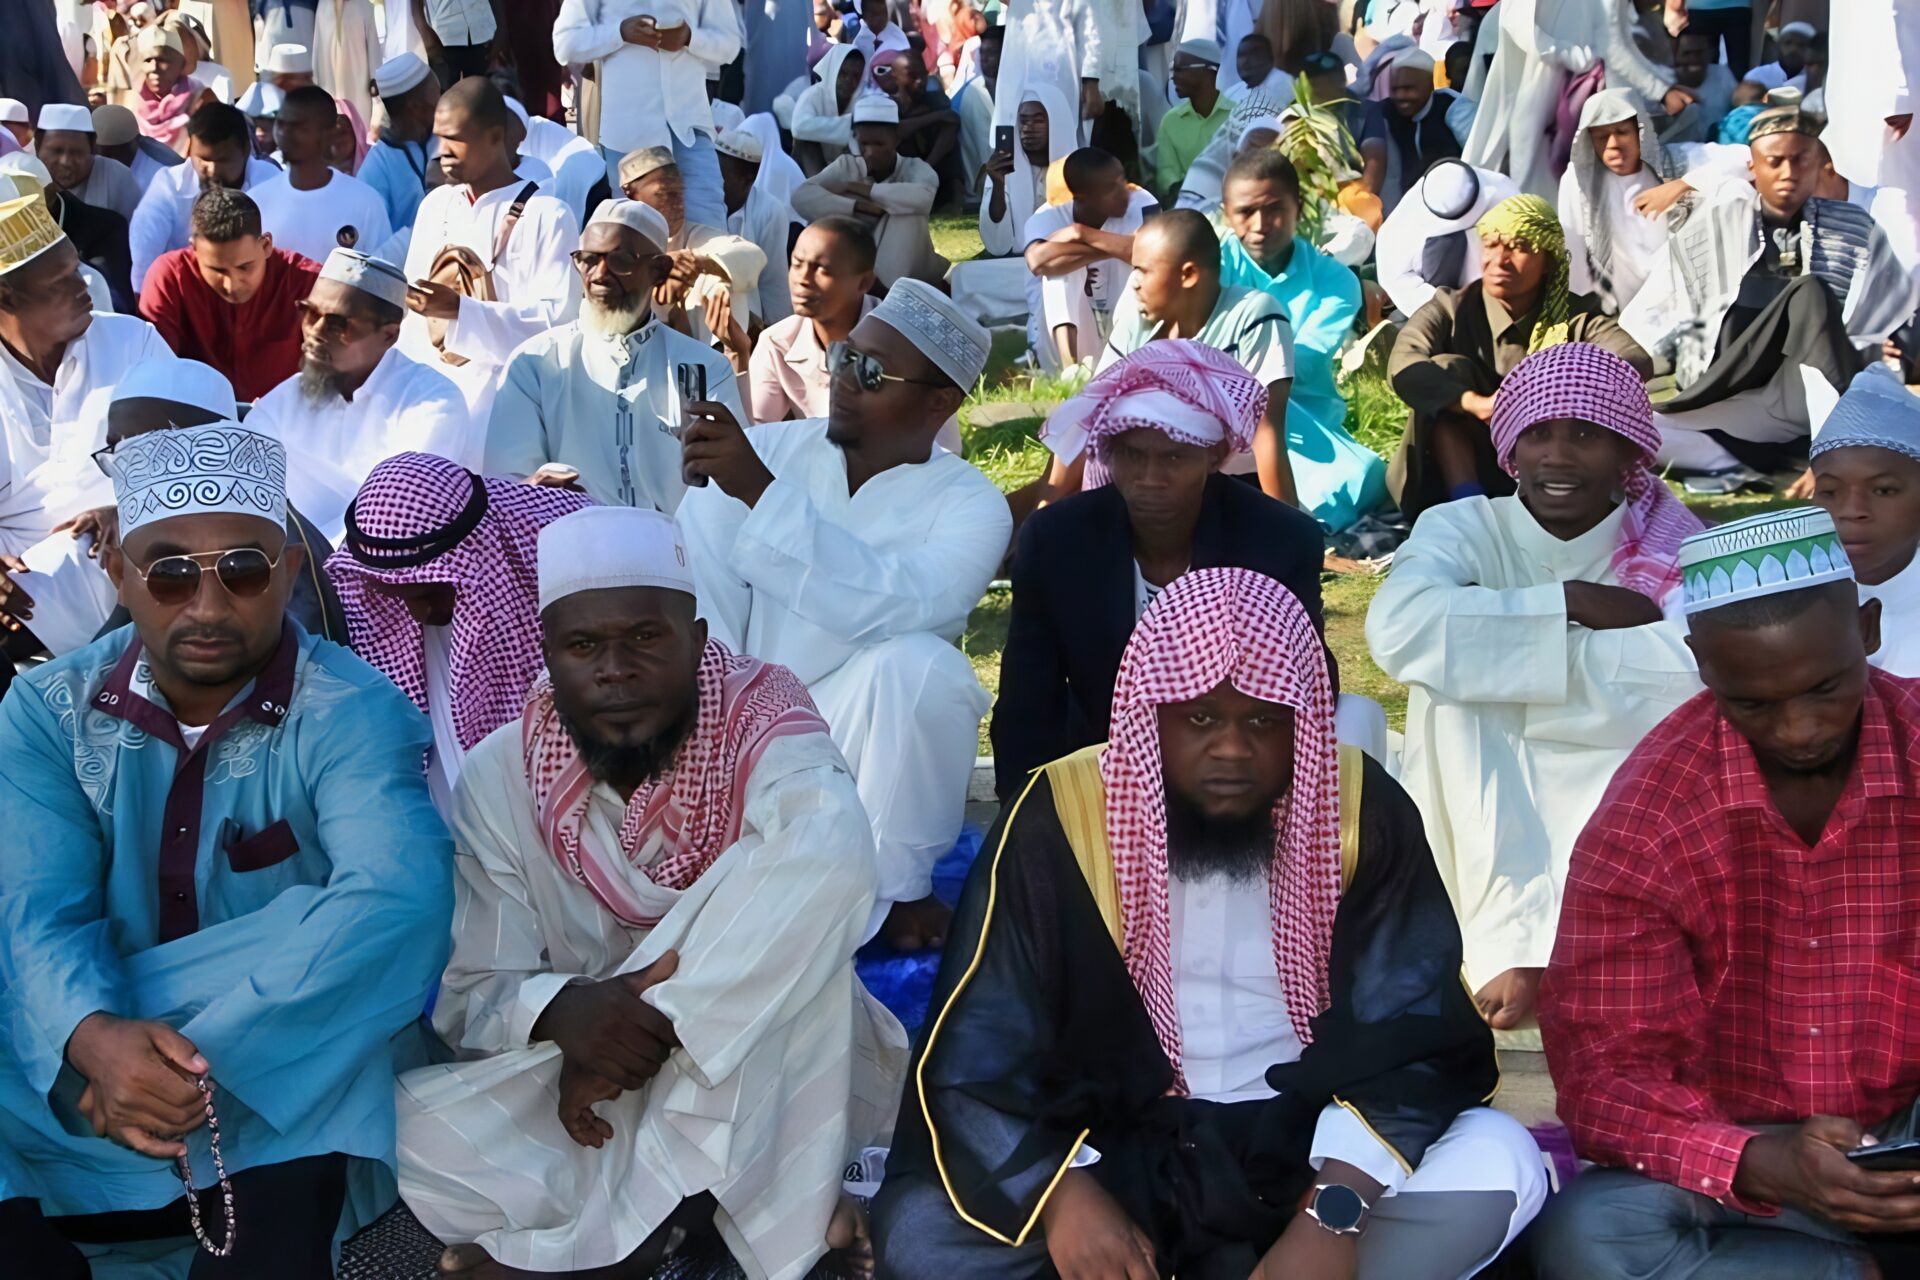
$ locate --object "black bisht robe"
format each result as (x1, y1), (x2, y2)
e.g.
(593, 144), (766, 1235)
(883, 745), (1497, 1272)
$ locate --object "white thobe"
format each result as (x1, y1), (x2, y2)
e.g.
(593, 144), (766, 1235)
(484, 317), (744, 512)
(678, 420), (1012, 911)
(7, 528), (118, 656)
(400, 180), (583, 414)
(0, 314), (171, 556)
(553, 0), (744, 154)
(68, 157), (143, 222)
(1374, 165), (1519, 317)
(521, 116), (605, 224)
(128, 156), (281, 290)
(1364, 497), (1701, 1017)
(1825, 0), (1920, 193)
(1864, 553), (1920, 679)
(728, 185), (796, 324)
(312, 0), (381, 125)
(1558, 165), (1662, 313)
(245, 346), (473, 541)
(422, 625), (464, 817)
(395, 725), (909, 1280)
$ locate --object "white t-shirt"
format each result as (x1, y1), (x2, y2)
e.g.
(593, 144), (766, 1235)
(249, 169), (395, 263)
(1021, 187), (1158, 320)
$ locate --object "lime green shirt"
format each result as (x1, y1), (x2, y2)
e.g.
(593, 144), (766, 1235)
(1153, 96), (1233, 203)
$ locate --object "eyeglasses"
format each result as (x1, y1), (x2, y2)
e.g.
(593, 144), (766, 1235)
(131, 548), (282, 605)
(294, 299), (368, 339)
(829, 342), (948, 393)
(570, 248), (647, 275)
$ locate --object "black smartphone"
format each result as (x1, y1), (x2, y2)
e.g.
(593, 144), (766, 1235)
(675, 363), (711, 488)
(1847, 1140), (1920, 1171)
(994, 125), (1015, 158)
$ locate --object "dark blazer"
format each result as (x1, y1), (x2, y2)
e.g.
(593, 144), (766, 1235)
(991, 473), (1328, 799)
(51, 191), (134, 314)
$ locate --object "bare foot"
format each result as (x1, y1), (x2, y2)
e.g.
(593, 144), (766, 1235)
(1474, 967), (1544, 1032)
(826, 1195), (875, 1280)
(881, 895), (952, 952)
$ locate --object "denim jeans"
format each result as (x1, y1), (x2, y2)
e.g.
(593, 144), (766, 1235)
(600, 130), (728, 231)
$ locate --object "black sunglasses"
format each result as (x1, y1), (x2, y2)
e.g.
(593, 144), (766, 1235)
(570, 248), (648, 275)
(131, 548), (281, 606)
(829, 341), (947, 393)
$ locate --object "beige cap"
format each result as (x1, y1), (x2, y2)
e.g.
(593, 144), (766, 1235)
(91, 104), (140, 147)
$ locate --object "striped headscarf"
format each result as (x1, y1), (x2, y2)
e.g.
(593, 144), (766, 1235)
(521, 641), (828, 927)
(1043, 340), (1267, 488)
(1492, 344), (1703, 603)
(326, 453), (593, 753)
(1102, 569), (1341, 1090)
(1475, 194), (1572, 353)
(1569, 90), (1673, 313)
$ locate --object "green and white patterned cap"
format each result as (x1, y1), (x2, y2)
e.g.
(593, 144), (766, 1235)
(1677, 507), (1853, 615)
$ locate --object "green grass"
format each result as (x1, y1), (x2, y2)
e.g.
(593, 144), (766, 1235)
(931, 210), (987, 268)
(955, 354), (1794, 748)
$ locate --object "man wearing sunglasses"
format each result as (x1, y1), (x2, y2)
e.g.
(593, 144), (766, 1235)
(0, 418), (455, 1278)
(486, 198), (742, 514)
(679, 278), (1012, 954)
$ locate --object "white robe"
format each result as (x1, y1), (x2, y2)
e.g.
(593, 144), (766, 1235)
(678, 420), (1011, 912)
(396, 725), (908, 1280)
(400, 180), (583, 416)
(1374, 164), (1519, 317)
(1364, 497), (1701, 1025)
(726, 185), (796, 325)
(312, 0), (381, 126)
(521, 117), (605, 226)
(0, 314), (171, 556)
(484, 317), (745, 512)
(1865, 552), (1920, 679)
(245, 345), (474, 542)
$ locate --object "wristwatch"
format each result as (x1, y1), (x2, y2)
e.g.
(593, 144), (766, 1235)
(1305, 1182), (1372, 1236)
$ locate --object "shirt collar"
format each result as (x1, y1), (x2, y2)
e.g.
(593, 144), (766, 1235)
(785, 296), (876, 367)
(93, 618), (300, 748)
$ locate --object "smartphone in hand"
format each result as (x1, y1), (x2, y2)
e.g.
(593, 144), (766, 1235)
(672, 362), (711, 488)
(1847, 1140), (1920, 1171)
(994, 125), (1015, 159)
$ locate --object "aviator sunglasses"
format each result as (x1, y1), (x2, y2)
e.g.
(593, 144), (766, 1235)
(130, 548), (282, 606)
(828, 341), (948, 393)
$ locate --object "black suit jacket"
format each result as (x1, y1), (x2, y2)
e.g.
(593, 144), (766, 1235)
(991, 474), (1328, 799)
(51, 190), (134, 314)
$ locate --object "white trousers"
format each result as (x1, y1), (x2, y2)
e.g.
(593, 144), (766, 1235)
(1654, 369), (1814, 472)
(809, 634), (989, 924)
(1038, 270), (1114, 366)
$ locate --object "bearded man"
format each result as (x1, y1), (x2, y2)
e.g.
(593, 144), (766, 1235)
(243, 248), (472, 541)
(395, 505), (906, 1280)
(875, 568), (1547, 1279)
(485, 199), (742, 513)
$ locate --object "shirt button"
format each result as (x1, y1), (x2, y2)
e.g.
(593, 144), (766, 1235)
(175, 827), (187, 837)
(1810, 1026), (1822, 1036)
(172, 892), (186, 901)
(1808, 939), (1820, 949)
(1700, 1177), (1713, 1189)
(1635, 1162), (1646, 1171)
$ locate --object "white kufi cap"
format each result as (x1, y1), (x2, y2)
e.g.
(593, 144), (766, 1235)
(111, 357), (239, 419)
(374, 52), (432, 99)
(537, 507), (695, 612)
(236, 81), (285, 118)
(36, 103), (94, 134)
(109, 420), (287, 536)
(869, 278), (991, 392)
(0, 99), (26, 125)
(263, 43), (314, 75)
(586, 197), (671, 252)
(0, 153), (53, 197)
(319, 247), (409, 309)
(851, 96), (900, 126)
(714, 129), (762, 163)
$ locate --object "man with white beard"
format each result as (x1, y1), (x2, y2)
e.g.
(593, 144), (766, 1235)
(244, 248), (472, 541)
(485, 199), (742, 513)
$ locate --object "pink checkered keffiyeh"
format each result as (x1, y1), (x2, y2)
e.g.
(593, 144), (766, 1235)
(1490, 343), (1703, 603)
(326, 453), (593, 753)
(521, 641), (828, 927)
(1102, 568), (1341, 1091)
(1043, 340), (1268, 489)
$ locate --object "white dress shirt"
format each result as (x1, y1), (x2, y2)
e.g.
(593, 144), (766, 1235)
(553, 0), (745, 153)
(422, 0), (497, 45)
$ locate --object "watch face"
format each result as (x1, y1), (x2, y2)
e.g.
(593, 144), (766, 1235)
(1312, 1183), (1367, 1232)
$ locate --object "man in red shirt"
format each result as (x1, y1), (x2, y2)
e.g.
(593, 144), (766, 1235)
(137, 186), (318, 403)
(1535, 506), (1920, 1277)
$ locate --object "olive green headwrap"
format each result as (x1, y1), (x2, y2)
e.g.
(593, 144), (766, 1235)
(1475, 193), (1571, 352)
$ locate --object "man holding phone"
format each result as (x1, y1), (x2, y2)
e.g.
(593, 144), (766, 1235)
(1534, 509), (1920, 1277)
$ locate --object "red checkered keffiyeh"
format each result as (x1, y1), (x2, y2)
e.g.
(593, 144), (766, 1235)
(1490, 343), (1703, 604)
(521, 641), (828, 927)
(1042, 340), (1268, 490)
(1102, 568), (1341, 1090)
(326, 453), (593, 753)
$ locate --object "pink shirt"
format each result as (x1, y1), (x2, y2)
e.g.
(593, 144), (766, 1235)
(746, 296), (877, 424)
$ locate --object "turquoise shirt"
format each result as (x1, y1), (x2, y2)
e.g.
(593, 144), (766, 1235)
(1220, 232), (1388, 531)
(0, 622), (452, 1230)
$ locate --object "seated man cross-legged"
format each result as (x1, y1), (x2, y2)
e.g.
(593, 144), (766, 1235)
(398, 506), (906, 1280)
(1368, 344), (1705, 1039)
(1535, 507), (1920, 1278)
(876, 568), (1546, 1279)
(0, 420), (454, 1278)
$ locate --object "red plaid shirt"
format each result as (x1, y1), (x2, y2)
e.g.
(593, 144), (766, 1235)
(1540, 671), (1920, 1215)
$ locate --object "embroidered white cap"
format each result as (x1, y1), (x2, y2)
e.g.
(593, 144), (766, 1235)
(109, 420), (287, 536)
(318, 247), (410, 310)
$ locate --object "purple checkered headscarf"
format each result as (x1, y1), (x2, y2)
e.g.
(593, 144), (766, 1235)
(326, 453), (593, 752)
(1491, 344), (1702, 604)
